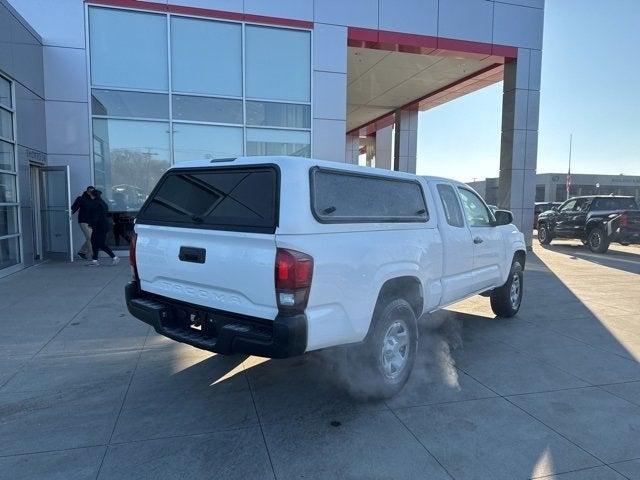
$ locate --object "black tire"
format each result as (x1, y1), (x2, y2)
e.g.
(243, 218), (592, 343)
(490, 260), (523, 318)
(538, 223), (552, 245)
(346, 298), (417, 399)
(587, 227), (609, 253)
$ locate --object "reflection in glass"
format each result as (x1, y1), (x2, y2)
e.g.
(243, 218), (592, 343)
(246, 101), (310, 129)
(246, 128), (310, 157)
(0, 141), (14, 171)
(171, 17), (242, 97)
(0, 205), (18, 236)
(91, 89), (169, 119)
(0, 77), (10, 108)
(92, 118), (170, 211)
(173, 123), (243, 163)
(0, 236), (19, 269)
(245, 26), (311, 102)
(0, 173), (16, 203)
(172, 95), (243, 124)
(0, 108), (13, 140)
(89, 7), (168, 90)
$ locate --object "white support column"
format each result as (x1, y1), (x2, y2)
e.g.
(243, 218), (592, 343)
(345, 134), (360, 165)
(393, 108), (418, 173)
(375, 124), (393, 170)
(498, 49), (541, 248)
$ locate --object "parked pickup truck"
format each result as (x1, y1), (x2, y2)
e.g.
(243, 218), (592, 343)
(537, 195), (640, 253)
(126, 156), (526, 397)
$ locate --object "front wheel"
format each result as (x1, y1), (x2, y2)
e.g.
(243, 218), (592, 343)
(490, 260), (523, 318)
(587, 227), (609, 253)
(538, 224), (552, 245)
(346, 298), (417, 399)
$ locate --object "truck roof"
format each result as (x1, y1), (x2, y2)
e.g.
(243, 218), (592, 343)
(169, 155), (469, 188)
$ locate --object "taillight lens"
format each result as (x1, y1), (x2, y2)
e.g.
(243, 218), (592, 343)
(620, 214), (628, 227)
(129, 232), (139, 281)
(275, 248), (313, 314)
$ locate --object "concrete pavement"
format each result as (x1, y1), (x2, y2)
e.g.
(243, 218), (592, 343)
(1, 241), (639, 479)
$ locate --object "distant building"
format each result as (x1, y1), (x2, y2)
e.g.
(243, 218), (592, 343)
(468, 173), (640, 206)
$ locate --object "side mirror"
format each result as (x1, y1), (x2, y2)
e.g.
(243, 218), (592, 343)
(493, 209), (513, 226)
(552, 205), (559, 211)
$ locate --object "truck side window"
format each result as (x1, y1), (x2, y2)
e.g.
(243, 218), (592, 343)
(436, 184), (464, 227)
(457, 187), (492, 227)
(311, 167), (428, 223)
(559, 199), (577, 212)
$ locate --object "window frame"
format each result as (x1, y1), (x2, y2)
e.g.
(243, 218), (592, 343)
(136, 164), (281, 234)
(309, 166), (429, 225)
(0, 71), (21, 272)
(85, 4), (313, 215)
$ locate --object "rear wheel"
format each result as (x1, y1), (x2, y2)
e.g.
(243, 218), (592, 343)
(490, 260), (523, 318)
(538, 224), (552, 245)
(346, 298), (417, 399)
(587, 227), (609, 253)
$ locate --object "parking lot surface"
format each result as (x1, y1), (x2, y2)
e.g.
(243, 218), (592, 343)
(1, 241), (639, 480)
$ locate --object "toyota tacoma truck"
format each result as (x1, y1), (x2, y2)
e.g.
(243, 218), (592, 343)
(537, 195), (640, 253)
(126, 156), (526, 398)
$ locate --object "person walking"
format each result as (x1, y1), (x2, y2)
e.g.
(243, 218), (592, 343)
(71, 186), (95, 259)
(86, 190), (120, 267)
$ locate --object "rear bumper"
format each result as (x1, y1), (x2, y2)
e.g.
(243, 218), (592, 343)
(125, 281), (307, 358)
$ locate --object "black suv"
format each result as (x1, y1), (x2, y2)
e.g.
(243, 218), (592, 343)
(537, 196), (640, 253)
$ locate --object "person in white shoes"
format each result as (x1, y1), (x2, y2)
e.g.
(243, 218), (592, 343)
(86, 189), (120, 266)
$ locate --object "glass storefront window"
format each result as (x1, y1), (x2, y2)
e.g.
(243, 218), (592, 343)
(246, 101), (310, 129)
(89, 8), (168, 91)
(0, 173), (17, 203)
(172, 95), (243, 124)
(171, 17), (242, 97)
(88, 7), (313, 245)
(0, 77), (10, 108)
(246, 128), (310, 157)
(0, 108), (13, 140)
(0, 140), (14, 171)
(245, 26), (311, 102)
(0, 205), (19, 237)
(92, 118), (171, 211)
(91, 89), (169, 119)
(173, 123), (243, 163)
(0, 236), (19, 270)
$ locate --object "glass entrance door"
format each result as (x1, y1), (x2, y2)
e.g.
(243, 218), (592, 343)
(40, 166), (73, 261)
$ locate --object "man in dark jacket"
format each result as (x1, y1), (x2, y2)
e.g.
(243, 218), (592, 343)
(71, 186), (96, 259)
(86, 190), (119, 267)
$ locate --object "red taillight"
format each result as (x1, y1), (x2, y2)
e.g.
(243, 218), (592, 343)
(275, 248), (313, 314)
(129, 233), (139, 281)
(620, 214), (628, 227)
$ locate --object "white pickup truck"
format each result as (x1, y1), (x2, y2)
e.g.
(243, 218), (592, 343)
(126, 156), (526, 397)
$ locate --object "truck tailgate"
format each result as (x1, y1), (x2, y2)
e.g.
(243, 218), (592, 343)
(133, 164), (280, 320)
(136, 224), (278, 320)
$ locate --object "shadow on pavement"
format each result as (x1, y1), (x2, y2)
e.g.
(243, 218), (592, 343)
(540, 242), (640, 275)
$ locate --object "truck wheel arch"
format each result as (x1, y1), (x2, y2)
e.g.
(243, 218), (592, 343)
(373, 276), (423, 323)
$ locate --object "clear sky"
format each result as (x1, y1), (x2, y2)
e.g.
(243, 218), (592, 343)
(416, 0), (640, 182)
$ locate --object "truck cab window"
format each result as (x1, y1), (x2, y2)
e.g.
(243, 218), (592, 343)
(436, 184), (464, 227)
(559, 199), (577, 212)
(457, 187), (492, 227)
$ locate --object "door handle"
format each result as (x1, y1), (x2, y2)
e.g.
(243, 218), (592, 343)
(473, 237), (483, 244)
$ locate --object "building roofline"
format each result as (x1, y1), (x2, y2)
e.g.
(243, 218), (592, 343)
(1, 0), (43, 43)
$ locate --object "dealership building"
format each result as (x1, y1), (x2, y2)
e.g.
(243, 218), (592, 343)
(469, 173), (640, 206)
(0, 0), (544, 276)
